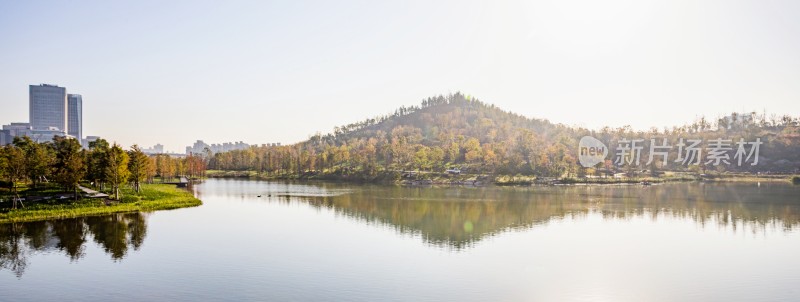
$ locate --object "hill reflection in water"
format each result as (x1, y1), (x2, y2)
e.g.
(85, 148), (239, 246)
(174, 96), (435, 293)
(2, 181), (798, 277)
(277, 182), (800, 249)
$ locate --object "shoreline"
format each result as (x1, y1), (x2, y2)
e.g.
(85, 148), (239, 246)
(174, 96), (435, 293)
(0, 184), (201, 224)
(204, 170), (799, 186)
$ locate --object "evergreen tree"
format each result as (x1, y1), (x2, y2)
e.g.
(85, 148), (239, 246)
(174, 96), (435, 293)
(53, 137), (86, 200)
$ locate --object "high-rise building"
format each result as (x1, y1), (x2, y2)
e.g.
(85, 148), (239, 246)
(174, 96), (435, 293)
(29, 84), (67, 131)
(68, 94), (82, 139)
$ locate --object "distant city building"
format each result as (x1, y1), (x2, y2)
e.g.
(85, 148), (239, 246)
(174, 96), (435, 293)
(68, 94), (82, 139)
(0, 123), (68, 145)
(0, 123), (32, 145)
(185, 140), (273, 155)
(30, 127), (69, 143)
(83, 136), (101, 149)
(1, 84), (91, 147)
(142, 144), (165, 155)
(30, 84), (67, 131)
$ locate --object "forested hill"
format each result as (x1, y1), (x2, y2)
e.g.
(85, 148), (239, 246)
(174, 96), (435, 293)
(304, 92), (572, 153)
(207, 92), (800, 178)
(306, 92), (567, 147)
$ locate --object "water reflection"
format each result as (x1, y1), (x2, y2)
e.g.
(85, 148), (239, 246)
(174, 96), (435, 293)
(0, 213), (147, 277)
(3, 181), (799, 278)
(273, 182), (800, 249)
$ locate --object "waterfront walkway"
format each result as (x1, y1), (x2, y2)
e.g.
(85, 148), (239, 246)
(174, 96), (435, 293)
(78, 185), (110, 198)
(163, 177), (190, 187)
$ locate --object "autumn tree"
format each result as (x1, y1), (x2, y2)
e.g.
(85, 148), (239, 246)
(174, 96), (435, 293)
(0, 145), (26, 208)
(145, 156), (157, 183)
(446, 142), (460, 163)
(173, 158), (185, 178)
(413, 145), (431, 171)
(87, 138), (110, 190)
(429, 146), (445, 171)
(184, 154), (206, 179)
(107, 144), (130, 200)
(464, 138), (483, 165)
(127, 145), (149, 194)
(13, 136), (52, 188)
(155, 154), (174, 182)
(0, 148), (5, 182)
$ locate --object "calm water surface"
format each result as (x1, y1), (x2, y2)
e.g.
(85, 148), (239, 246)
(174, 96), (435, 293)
(2, 179), (800, 301)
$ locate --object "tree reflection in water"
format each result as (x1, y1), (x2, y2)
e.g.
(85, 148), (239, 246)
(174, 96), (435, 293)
(291, 183), (800, 249)
(3, 181), (799, 277)
(0, 213), (147, 277)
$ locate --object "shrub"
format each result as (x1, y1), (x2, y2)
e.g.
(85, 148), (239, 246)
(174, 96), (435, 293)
(120, 195), (142, 203)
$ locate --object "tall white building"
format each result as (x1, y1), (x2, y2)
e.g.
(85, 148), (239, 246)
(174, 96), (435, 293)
(29, 84), (67, 131)
(68, 94), (82, 139)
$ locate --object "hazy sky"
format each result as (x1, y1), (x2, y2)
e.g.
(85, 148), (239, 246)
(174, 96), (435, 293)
(1, 0), (798, 152)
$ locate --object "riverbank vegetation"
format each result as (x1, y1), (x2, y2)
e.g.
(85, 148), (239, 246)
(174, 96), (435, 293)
(1, 136), (205, 221)
(204, 93), (799, 184)
(0, 184), (200, 223)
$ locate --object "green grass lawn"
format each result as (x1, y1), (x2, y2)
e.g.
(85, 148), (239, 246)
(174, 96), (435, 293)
(0, 183), (64, 199)
(0, 184), (201, 223)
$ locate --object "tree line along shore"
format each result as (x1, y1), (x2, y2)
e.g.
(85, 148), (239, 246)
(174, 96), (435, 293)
(201, 93), (799, 185)
(0, 136), (203, 223)
(203, 169), (798, 186)
(3, 93), (799, 221)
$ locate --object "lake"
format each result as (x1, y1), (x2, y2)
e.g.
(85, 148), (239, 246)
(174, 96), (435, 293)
(2, 179), (800, 301)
